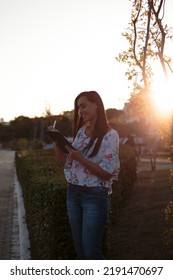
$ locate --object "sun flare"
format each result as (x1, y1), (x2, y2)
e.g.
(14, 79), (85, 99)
(151, 69), (173, 116)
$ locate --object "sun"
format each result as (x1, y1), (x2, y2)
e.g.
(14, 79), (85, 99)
(151, 68), (173, 116)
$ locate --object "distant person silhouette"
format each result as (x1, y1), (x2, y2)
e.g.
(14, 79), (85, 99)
(125, 135), (135, 147)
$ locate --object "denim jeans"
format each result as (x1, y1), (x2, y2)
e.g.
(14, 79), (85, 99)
(66, 183), (109, 260)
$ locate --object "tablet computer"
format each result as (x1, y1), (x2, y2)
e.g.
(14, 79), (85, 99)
(45, 130), (74, 153)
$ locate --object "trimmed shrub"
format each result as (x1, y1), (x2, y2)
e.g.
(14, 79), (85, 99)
(10, 138), (43, 150)
(16, 150), (75, 259)
(164, 144), (173, 257)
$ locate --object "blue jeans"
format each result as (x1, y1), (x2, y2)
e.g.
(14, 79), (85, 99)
(66, 184), (109, 260)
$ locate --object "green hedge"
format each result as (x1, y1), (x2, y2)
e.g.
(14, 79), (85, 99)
(15, 150), (75, 259)
(15, 145), (137, 259)
(164, 145), (173, 257)
(108, 144), (137, 235)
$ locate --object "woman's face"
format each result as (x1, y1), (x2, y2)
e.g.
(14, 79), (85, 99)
(77, 96), (98, 125)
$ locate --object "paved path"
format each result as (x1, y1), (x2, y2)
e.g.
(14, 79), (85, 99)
(0, 150), (30, 260)
(137, 156), (173, 172)
(0, 150), (15, 259)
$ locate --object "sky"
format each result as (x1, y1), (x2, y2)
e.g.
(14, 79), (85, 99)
(0, 0), (172, 122)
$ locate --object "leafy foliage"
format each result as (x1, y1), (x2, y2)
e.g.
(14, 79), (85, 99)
(0, 113), (73, 148)
(164, 149), (173, 256)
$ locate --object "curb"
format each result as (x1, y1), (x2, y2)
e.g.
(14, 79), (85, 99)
(11, 169), (31, 260)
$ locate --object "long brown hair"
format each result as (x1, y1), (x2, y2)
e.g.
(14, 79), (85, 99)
(73, 91), (109, 157)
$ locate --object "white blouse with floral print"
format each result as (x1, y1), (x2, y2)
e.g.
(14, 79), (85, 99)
(64, 126), (120, 194)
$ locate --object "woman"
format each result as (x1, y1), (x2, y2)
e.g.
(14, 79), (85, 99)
(53, 91), (120, 259)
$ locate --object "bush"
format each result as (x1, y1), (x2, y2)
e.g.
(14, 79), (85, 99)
(16, 150), (75, 259)
(164, 165), (173, 256)
(10, 138), (43, 150)
(10, 138), (30, 150)
(164, 145), (173, 256)
(15, 145), (137, 259)
(107, 144), (137, 252)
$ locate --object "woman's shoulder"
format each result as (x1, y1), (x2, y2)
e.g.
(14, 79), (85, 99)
(106, 128), (119, 137)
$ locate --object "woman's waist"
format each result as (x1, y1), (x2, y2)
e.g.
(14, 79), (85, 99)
(68, 183), (109, 193)
(68, 182), (106, 189)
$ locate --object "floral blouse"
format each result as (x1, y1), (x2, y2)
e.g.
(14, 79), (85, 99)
(64, 126), (120, 194)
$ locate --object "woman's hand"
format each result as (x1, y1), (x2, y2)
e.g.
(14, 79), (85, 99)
(65, 145), (112, 180)
(46, 125), (67, 166)
(47, 125), (58, 132)
(65, 145), (83, 162)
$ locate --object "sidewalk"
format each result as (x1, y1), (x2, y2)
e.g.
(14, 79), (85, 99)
(0, 150), (14, 259)
(137, 156), (173, 172)
(0, 150), (30, 260)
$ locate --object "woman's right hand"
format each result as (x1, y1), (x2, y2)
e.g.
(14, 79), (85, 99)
(47, 125), (55, 131)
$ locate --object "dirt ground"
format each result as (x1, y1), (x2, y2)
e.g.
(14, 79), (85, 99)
(109, 167), (173, 260)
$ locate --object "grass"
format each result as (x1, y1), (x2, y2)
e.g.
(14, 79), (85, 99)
(108, 167), (173, 260)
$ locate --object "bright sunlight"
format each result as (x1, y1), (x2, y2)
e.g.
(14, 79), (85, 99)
(151, 68), (173, 116)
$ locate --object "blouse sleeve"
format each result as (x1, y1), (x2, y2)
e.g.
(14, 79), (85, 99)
(97, 129), (120, 181)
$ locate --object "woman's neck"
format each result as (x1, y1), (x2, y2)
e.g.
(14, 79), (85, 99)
(84, 122), (94, 137)
(87, 117), (96, 127)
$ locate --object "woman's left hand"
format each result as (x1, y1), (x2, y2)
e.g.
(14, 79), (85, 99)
(65, 146), (83, 162)
(65, 145), (112, 180)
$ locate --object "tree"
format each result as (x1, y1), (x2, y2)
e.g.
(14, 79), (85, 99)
(0, 123), (13, 143)
(116, 0), (173, 113)
(116, 0), (173, 169)
(149, 0), (173, 76)
(10, 116), (34, 140)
